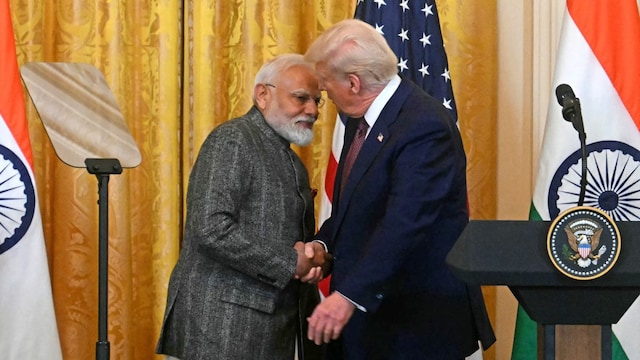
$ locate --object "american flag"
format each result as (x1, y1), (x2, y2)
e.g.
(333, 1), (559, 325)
(355, 0), (458, 120)
(317, 0), (458, 296)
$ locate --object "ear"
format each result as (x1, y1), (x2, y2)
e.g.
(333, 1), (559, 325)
(254, 83), (270, 110)
(347, 73), (361, 94)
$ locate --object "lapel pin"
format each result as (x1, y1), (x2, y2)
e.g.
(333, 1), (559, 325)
(377, 133), (384, 142)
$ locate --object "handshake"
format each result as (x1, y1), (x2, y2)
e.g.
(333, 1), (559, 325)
(293, 241), (332, 284)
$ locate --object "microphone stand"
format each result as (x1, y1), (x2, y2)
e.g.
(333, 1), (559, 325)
(562, 100), (587, 206)
(577, 127), (587, 207)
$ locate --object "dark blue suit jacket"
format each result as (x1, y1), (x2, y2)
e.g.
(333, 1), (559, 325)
(316, 79), (495, 359)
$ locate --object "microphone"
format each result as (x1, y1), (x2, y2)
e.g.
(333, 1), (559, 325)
(555, 83), (584, 134)
(555, 83), (587, 206)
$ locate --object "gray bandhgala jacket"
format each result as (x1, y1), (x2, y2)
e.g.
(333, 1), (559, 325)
(156, 106), (320, 360)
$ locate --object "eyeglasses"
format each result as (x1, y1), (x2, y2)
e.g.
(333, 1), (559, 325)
(265, 83), (325, 108)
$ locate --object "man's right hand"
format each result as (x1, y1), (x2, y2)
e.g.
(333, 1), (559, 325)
(293, 241), (329, 283)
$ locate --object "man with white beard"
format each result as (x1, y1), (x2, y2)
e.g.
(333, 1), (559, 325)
(157, 54), (327, 360)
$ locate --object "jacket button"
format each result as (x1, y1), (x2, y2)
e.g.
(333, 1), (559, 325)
(375, 293), (384, 300)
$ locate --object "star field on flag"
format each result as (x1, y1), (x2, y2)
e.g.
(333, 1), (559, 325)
(355, 0), (458, 120)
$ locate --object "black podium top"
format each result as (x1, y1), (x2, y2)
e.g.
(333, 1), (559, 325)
(447, 220), (640, 324)
(447, 220), (640, 287)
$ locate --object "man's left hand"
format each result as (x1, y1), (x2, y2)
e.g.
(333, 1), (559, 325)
(307, 292), (355, 345)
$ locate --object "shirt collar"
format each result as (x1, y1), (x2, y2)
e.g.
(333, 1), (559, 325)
(363, 74), (401, 128)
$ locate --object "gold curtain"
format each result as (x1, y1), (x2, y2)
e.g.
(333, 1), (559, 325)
(438, 3), (498, 359)
(9, 0), (497, 359)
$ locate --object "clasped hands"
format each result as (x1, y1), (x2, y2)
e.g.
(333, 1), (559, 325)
(293, 241), (331, 284)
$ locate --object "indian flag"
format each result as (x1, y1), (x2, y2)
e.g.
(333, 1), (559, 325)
(0, 0), (63, 358)
(512, 0), (640, 359)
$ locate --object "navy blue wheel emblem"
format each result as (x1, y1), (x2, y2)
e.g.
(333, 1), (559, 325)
(548, 141), (640, 221)
(0, 144), (36, 254)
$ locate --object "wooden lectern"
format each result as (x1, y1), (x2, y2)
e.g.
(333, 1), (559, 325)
(446, 220), (640, 360)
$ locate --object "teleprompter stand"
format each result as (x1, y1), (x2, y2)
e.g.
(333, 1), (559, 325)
(20, 63), (142, 360)
(446, 220), (640, 360)
(86, 158), (122, 360)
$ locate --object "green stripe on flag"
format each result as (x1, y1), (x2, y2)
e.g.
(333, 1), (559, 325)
(511, 306), (536, 359)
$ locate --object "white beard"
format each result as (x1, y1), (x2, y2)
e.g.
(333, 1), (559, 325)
(265, 110), (315, 146)
(277, 122), (314, 146)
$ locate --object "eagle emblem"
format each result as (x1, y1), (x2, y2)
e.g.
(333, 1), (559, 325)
(564, 220), (607, 268)
(547, 206), (620, 280)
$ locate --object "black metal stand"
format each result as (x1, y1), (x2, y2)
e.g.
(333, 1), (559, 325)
(85, 158), (123, 360)
(543, 324), (554, 360)
(602, 325), (612, 360)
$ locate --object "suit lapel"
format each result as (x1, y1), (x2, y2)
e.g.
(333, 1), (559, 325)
(334, 80), (414, 228)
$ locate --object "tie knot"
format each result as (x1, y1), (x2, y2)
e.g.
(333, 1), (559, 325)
(355, 117), (368, 134)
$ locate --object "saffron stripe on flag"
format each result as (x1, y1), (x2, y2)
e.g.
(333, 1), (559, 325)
(567, 0), (640, 127)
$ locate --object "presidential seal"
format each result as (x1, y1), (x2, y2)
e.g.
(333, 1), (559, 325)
(547, 206), (620, 280)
